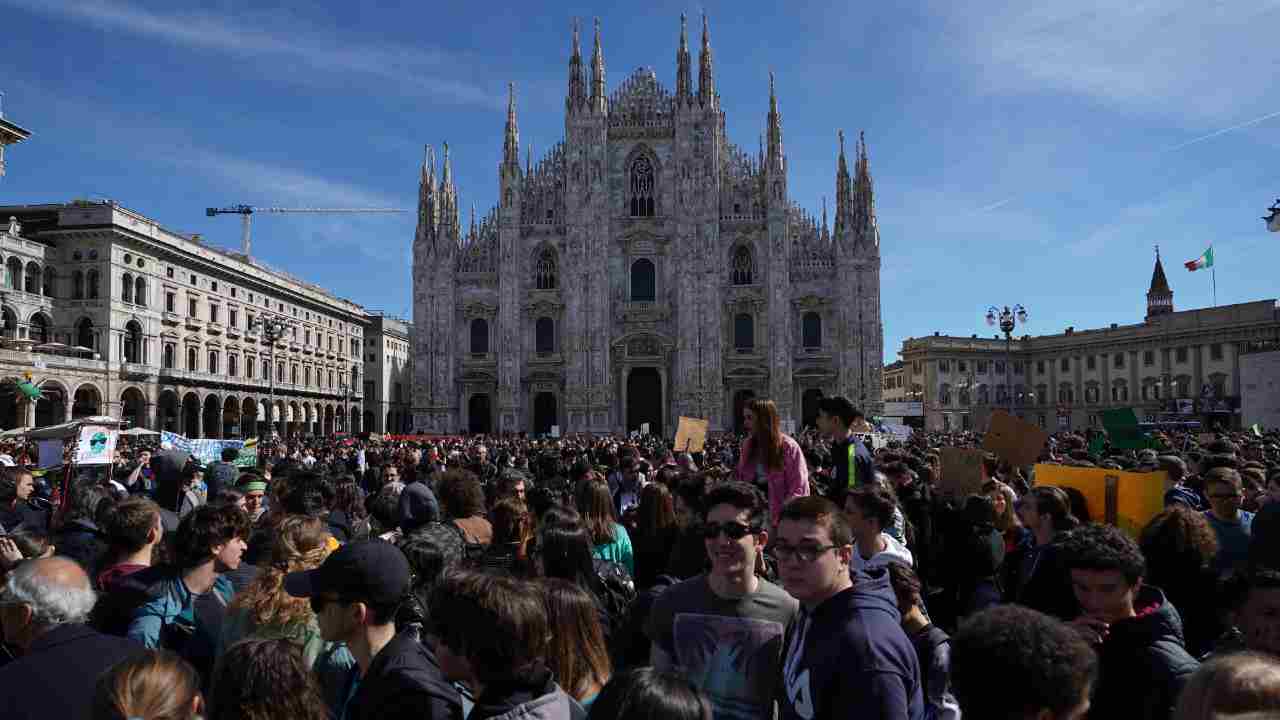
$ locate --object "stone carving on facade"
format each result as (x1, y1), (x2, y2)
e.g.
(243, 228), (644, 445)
(459, 301), (498, 320)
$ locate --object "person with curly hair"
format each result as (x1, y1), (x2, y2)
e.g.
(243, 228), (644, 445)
(436, 469), (492, 547)
(1140, 505), (1224, 656)
(1173, 652), (1280, 720)
(1060, 523), (1199, 720)
(219, 515), (354, 676)
(208, 638), (331, 720)
(92, 650), (204, 720)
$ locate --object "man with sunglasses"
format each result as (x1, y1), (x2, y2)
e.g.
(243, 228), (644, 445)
(776, 496), (923, 720)
(285, 540), (461, 720)
(645, 481), (798, 720)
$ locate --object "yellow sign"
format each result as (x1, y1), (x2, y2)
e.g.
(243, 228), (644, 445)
(673, 416), (709, 454)
(1033, 464), (1170, 537)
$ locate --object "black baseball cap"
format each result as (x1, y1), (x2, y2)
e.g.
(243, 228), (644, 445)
(283, 540), (409, 606)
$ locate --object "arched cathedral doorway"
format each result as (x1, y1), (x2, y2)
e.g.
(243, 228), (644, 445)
(626, 368), (662, 437)
(533, 392), (557, 435)
(468, 394), (492, 435)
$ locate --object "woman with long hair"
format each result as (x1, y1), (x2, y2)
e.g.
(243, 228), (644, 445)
(983, 479), (1030, 554)
(1140, 506), (1223, 657)
(479, 496), (535, 575)
(576, 472), (634, 575)
(327, 477), (370, 544)
(541, 579), (613, 708)
(587, 667), (712, 720)
(734, 398), (809, 528)
(631, 483), (678, 590)
(219, 515), (354, 674)
(208, 638), (330, 720)
(93, 650), (203, 720)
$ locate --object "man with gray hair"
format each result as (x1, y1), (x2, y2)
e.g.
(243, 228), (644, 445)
(0, 557), (140, 719)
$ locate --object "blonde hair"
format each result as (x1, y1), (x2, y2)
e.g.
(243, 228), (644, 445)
(986, 481), (1020, 532)
(229, 515), (332, 629)
(1173, 652), (1280, 720)
(92, 650), (201, 720)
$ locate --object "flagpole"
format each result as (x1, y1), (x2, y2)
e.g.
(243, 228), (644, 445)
(1212, 263), (1217, 307)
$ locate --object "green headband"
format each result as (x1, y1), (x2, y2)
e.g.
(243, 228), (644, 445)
(239, 480), (268, 493)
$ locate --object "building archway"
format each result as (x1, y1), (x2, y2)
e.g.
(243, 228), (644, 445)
(223, 396), (240, 438)
(72, 384), (102, 419)
(323, 405), (335, 436)
(626, 368), (663, 436)
(182, 392), (200, 437)
(468, 394), (492, 434)
(242, 397), (258, 438)
(732, 389), (756, 435)
(364, 410), (375, 433)
(35, 381), (67, 428)
(120, 387), (147, 429)
(533, 392), (557, 435)
(801, 388), (824, 431)
(159, 391), (180, 432)
(202, 395), (222, 438)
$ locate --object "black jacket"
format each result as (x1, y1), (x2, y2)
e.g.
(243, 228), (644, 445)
(348, 630), (462, 720)
(1010, 533), (1079, 621)
(53, 519), (110, 582)
(1089, 586), (1200, 720)
(0, 624), (141, 720)
(829, 436), (875, 494)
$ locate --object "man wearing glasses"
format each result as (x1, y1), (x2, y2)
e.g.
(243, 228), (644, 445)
(775, 496), (923, 720)
(1203, 467), (1255, 576)
(646, 481), (798, 720)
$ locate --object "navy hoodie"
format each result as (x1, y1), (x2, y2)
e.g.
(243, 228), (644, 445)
(780, 568), (924, 720)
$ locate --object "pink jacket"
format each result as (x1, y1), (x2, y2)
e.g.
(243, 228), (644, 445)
(735, 433), (810, 526)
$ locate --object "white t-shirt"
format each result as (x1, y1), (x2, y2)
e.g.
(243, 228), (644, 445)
(851, 532), (914, 573)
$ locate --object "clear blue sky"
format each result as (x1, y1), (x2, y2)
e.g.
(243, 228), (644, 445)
(2, 0), (1278, 362)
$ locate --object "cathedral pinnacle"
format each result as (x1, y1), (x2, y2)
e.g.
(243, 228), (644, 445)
(698, 13), (715, 107)
(416, 144), (438, 250)
(852, 131), (878, 252)
(766, 70), (783, 170)
(676, 13), (692, 101)
(503, 82), (520, 170)
(567, 18), (586, 112)
(590, 18), (606, 114)
(835, 130), (852, 243)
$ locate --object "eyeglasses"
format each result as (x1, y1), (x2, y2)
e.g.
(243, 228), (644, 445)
(772, 543), (841, 563)
(701, 521), (757, 540)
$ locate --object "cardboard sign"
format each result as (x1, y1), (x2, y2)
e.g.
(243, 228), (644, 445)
(983, 410), (1049, 468)
(1034, 464), (1170, 537)
(1101, 408), (1154, 450)
(939, 447), (987, 498)
(673, 416), (709, 453)
(74, 425), (117, 465)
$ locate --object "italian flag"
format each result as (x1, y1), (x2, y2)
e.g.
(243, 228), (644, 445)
(1184, 246), (1213, 271)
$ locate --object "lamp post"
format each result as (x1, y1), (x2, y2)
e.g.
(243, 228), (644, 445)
(986, 305), (1028, 412)
(339, 366), (357, 435)
(251, 315), (291, 439)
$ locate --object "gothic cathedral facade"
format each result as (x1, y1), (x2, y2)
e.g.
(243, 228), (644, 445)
(412, 17), (883, 436)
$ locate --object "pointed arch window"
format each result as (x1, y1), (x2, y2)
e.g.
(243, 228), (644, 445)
(535, 317), (555, 354)
(470, 318), (489, 355)
(629, 156), (655, 217)
(734, 313), (754, 352)
(630, 259), (656, 302)
(801, 312), (821, 349)
(208, 350), (219, 375)
(229, 353), (238, 377)
(535, 248), (557, 290)
(731, 245), (755, 285)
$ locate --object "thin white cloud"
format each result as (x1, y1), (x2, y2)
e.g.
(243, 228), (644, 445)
(1, 0), (503, 109)
(1161, 109), (1280, 153)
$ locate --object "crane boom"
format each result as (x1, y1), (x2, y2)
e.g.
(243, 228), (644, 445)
(204, 205), (408, 256)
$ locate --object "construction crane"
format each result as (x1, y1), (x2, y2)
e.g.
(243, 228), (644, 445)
(205, 205), (409, 256)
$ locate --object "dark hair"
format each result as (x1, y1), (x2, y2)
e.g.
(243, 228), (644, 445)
(844, 484), (896, 530)
(951, 605), (1097, 720)
(66, 482), (113, 524)
(101, 497), (161, 555)
(278, 471), (330, 518)
(436, 469), (486, 519)
(173, 503), (250, 569)
(886, 560), (923, 610)
(541, 578), (612, 702)
(428, 570), (549, 687)
(703, 481), (764, 526)
(213, 488), (245, 508)
(1206, 467), (1244, 491)
(1059, 522), (1147, 586)
(1222, 568), (1280, 612)
(92, 649), (201, 720)
(778, 495), (853, 546)
(1173, 652), (1280, 719)
(366, 489), (400, 535)
(745, 399), (784, 470)
(491, 497), (534, 547)
(1139, 505), (1219, 586)
(588, 667), (712, 720)
(209, 639), (328, 720)
(636, 483), (677, 541)
(0, 467), (30, 504)
(1030, 486), (1081, 533)
(7, 528), (51, 560)
(816, 396), (859, 427)
(575, 473), (617, 545)
(220, 447), (240, 463)
(538, 521), (596, 587)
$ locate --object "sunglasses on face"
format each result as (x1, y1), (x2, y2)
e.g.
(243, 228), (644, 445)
(701, 521), (757, 540)
(772, 543), (840, 564)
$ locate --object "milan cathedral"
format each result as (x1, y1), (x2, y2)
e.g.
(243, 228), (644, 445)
(412, 16), (883, 436)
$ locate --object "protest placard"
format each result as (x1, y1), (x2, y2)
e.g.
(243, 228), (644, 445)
(1034, 464), (1170, 537)
(74, 425), (117, 465)
(983, 410), (1049, 467)
(939, 447), (986, 498)
(673, 416), (709, 453)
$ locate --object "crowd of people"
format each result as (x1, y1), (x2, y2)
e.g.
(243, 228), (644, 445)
(0, 395), (1278, 719)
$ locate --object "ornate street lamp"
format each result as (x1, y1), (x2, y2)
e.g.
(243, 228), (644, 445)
(986, 305), (1028, 411)
(251, 315), (291, 439)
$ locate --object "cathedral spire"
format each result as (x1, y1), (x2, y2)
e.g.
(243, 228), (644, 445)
(590, 18), (606, 114)
(416, 145), (438, 250)
(698, 13), (715, 107)
(766, 71), (783, 171)
(439, 142), (460, 247)
(567, 18), (586, 113)
(821, 196), (829, 241)
(503, 82), (520, 170)
(469, 203), (477, 243)
(835, 129), (852, 242)
(526, 143), (532, 176)
(852, 131), (878, 252)
(676, 13), (692, 102)
(1146, 245), (1174, 318)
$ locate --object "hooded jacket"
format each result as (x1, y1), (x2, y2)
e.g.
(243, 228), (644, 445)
(1088, 586), (1200, 720)
(467, 666), (585, 720)
(780, 568), (925, 720)
(345, 630), (462, 720)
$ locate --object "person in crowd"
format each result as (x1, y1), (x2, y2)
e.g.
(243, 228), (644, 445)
(428, 570), (584, 720)
(398, 467), (441, 534)
(646, 481), (798, 720)
(284, 540), (461, 720)
(0, 529), (53, 579)
(127, 503), (250, 681)
(951, 605), (1098, 720)
(587, 667), (712, 720)
(52, 482), (113, 580)
(152, 451), (204, 527)
(92, 649), (203, 720)
(1172, 652), (1280, 720)
(1059, 522), (1199, 720)
(395, 522), (466, 643)
(206, 447), (240, 502)
(1223, 568), (1280, 658)
(0, 557), (142, 720)
(1203, 468), (1255, 576)
(1009, 485), (1081, 620)
(815, 396), (875, 494)
(380, 462), (405, 496)
(122, 448), (156, 496)
(774, 495), (923, 720)
(886, 561), (959, 720)
(208, 638), (331, 720)
(479, 496), (534, 575)
(736, 398), (809, 528)
(541, 578), (612, 708)
(843, 483), (914, 572)
(630, 482), (679, 590)
(219, 515), (354, 677)
(0, 465), (47, 533)
(237, 473), (269, 523)
(328, 476), (371, 544)
(950, 494), (1005, 617)
(1162, 455), (1205, 511)
(438, 469), (493, 547)
(495, 469), (528, 504)
(214, 487), (246, 510)
(1139, 505), (1224, 657)
(984, 478), (1030, 554)
(93, 496), (167, 636)
(577, 472), (634, 575)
